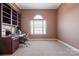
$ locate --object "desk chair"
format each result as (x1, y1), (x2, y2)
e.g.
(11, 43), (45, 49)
(19, 33), (29, 47)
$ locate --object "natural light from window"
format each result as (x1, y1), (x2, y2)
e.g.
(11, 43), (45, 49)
(30, 15), (47, 35)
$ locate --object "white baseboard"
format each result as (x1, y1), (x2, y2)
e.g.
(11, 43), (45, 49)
(29, 38), (58, 41)
(58, 40), (79, 52)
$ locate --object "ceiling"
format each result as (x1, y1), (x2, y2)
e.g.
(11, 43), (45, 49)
(15, 3), (61, 9)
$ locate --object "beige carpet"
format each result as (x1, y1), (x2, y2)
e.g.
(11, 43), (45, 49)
(12, 40), (79, 56)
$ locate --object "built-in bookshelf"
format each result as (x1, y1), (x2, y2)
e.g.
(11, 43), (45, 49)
(2, 3), (21, 26)
(1, 3), (21, 37)
(18, 14), (21, 27)
(0, 3), (21, 54)
(12, 9), (17, 25)
(2, 3), (11, 24)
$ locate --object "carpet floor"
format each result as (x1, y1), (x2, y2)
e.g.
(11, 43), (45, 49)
(12, 40), (79, 56)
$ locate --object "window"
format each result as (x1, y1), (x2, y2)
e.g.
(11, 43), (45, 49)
(30, 15), (47, 35)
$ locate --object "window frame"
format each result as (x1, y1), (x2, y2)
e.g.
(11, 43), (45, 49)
(30, 19), (47, 35)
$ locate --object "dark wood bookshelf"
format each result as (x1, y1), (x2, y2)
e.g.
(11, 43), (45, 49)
(3, 17), (11, 24)
(1, 3), (21, 37)
(3, 15), (11, 19)
(2, 3), (21, 26)
(18, 14), (21, 28)
(3, 3), (11, 9)
(2, 3), (11, 24)
(0, 3), (21, 54)
(12, 9), (17, 25)
(3, 11), (11, 16)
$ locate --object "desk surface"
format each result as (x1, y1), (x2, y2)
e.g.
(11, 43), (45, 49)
(2, 33), (26, 38)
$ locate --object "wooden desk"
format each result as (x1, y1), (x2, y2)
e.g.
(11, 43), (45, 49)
(1, 34), (27, 54)
(2, 36), (19, 54)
